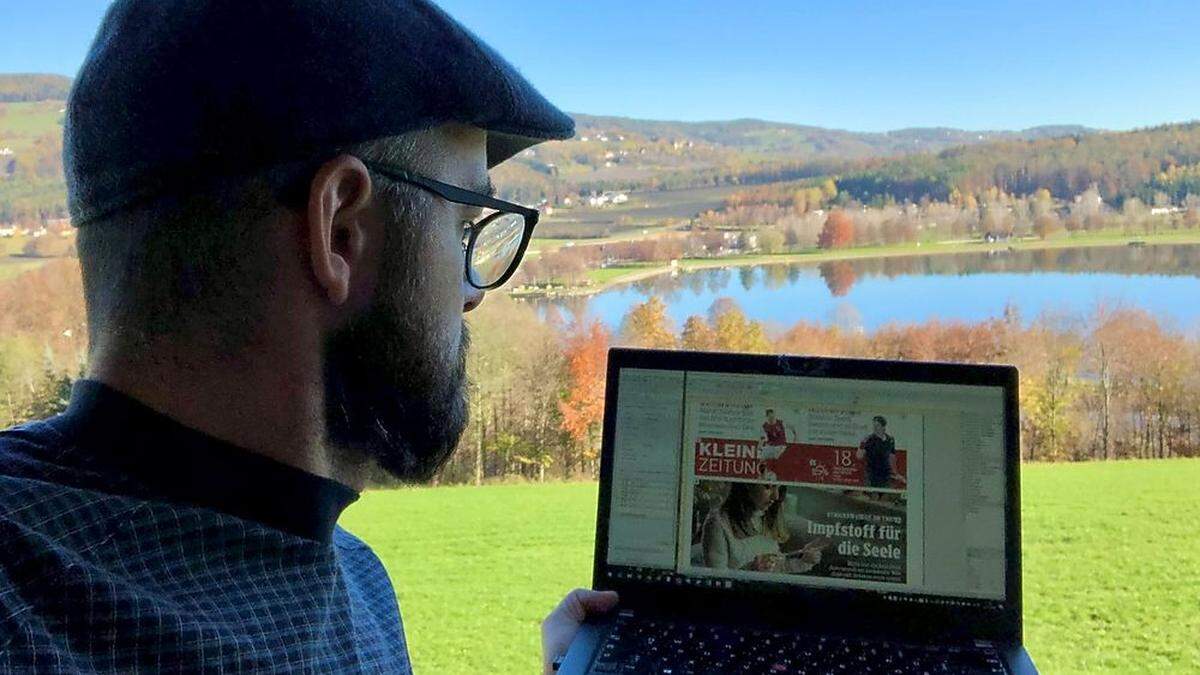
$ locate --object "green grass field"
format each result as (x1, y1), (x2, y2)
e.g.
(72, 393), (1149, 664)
(0, 236), (55, 280)
(0, 101), (62, 135)
(584, 262), (663, 285)
(0, 101), (63, 157)
(340, 458), (1200, 674)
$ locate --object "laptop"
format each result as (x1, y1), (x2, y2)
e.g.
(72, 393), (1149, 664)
(559, 348), (1037, 674)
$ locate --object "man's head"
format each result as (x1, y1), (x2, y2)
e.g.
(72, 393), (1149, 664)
(766, 409), (776, 422)
(66, 0), (573, 482)
(873, 416), (888, 435)
(77, 125), (487, 481)
(317, 126), (488, 482)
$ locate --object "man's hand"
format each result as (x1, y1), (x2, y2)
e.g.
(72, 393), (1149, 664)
(542, 588), (619, 674)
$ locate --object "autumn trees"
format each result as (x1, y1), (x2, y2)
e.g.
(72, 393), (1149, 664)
(837, 122), (1200, 207)
(558, 319), (610, 476)
(4, 259), (1199, 484)
(619, 297), (676, 348)
(817, 211), (855, 249)
(0, 260), (87, 427)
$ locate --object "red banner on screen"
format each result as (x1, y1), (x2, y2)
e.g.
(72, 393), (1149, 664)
(694, 437), (907, 488)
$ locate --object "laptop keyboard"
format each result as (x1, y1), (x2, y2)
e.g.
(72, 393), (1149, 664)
(588, 612), (1008, 674)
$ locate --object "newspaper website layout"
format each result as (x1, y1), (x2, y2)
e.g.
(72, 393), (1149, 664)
(606, 368), (1006, 600)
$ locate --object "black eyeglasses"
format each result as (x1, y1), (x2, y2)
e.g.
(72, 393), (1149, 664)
(361, 160), (539, 290)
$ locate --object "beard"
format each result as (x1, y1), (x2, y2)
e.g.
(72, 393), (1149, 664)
(323, 304), (469, 482)
(322, 218), (470, 483)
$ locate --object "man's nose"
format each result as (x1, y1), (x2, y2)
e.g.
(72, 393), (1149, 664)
(463, 280), (485, 312)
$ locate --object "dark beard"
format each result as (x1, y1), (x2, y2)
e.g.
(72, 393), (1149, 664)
(324, 313), (469, 483)
(321, 207), (470, 482)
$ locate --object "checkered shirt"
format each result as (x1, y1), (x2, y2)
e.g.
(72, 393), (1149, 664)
(0, 397), (411, 673)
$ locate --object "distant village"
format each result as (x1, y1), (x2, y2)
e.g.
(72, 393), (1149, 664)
(0, 218), (71, 239)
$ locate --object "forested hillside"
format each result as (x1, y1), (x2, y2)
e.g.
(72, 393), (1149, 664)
(492, 113), (1095, 201)
(0, 74), (71, 102)
(837, 122), (1200, 206)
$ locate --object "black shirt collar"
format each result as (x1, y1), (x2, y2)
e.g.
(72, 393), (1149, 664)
(53, 379), (359, 544)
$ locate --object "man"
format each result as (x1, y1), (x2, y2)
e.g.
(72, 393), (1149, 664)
(856, 415), (905, 490)
(758, 409), (794, 481)
(0, 1), (614, 672)
(761, 408), (793, 446)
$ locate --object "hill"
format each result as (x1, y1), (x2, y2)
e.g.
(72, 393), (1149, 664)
(0, 74), (72, 102)
(836, 121), (1200, 206)
(5, 72), (1176, 225)
(573, 114), (1095, 157)
(494, 114), (1095, 201)
(0, 80), (1096, 221)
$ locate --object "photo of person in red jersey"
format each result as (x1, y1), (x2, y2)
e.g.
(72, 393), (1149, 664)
(761, 409), (793, 446)
(758, 409), (796, 480)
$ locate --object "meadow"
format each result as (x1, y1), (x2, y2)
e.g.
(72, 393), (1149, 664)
(340, 458), (1200, 674)
(531, 184), (745, 240)
(0, 101), (62, 145)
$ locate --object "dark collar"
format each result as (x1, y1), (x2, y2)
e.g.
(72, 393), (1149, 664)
(53, 380), (359, 544)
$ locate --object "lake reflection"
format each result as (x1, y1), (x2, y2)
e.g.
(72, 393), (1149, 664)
(527, 244), (1200, 332)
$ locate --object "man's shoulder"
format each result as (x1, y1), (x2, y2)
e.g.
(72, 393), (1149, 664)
(333, 523), (374, 554)
(333, 526), (392, 581)
(331, 525), (407, 650)
(0, 417), (69, 479)
(0, 416), (133, 526)
(1, 417), (86, 515)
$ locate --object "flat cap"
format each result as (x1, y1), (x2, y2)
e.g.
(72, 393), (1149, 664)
(64, 0), (573, 226)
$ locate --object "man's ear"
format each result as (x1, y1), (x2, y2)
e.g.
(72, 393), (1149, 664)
(306, 154), (375, 307)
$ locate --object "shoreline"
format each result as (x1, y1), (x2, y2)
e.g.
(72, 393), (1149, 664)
(509, 230), (1200, 299)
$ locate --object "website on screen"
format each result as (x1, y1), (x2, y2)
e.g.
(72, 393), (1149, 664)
(606, 368), (1006, 600)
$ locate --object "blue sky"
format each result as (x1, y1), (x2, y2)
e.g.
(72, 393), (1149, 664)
(3, 0), (1198, 132)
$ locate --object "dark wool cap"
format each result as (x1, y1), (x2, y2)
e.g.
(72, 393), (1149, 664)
(64, 0), (574, 226)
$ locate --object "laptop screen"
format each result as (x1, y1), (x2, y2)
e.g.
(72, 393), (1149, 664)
(603, 366), (1008, 603)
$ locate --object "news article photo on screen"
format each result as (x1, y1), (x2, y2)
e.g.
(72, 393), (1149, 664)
(604, 368), (1007, 601)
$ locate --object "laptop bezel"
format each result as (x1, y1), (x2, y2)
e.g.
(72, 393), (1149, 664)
(591, 348), (1022, 645)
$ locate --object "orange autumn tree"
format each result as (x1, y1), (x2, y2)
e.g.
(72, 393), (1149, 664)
(818, 210), (855, 249)
(559, 319), (610, 473)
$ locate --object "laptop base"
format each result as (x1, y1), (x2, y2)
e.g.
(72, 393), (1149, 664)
(559, 611), (1037, 674)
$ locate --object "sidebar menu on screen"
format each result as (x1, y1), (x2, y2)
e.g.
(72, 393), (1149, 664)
(606, 369), (686, 570)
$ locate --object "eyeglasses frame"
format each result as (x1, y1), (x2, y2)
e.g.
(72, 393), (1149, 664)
(361, 160), (539, 290)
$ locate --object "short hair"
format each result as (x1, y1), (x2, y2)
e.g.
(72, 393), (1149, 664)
(765, 408), (775, 415)
(873, 415), (887, 427)
(76, 134), (421, 354)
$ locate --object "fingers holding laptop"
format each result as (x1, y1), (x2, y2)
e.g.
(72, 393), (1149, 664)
(542, 588), (619, 674)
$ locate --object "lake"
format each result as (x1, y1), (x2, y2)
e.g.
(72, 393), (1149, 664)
(528, 244), (1200, 333)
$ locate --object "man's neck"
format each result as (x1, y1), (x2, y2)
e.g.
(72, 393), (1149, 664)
(87, 340), (370, 490)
